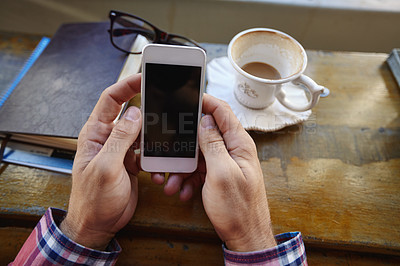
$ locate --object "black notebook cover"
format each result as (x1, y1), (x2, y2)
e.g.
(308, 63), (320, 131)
(0, 22), (129, 138)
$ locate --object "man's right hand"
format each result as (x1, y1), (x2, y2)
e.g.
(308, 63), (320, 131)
(153, 94), (277, 252)
(198, 94), (276, 252)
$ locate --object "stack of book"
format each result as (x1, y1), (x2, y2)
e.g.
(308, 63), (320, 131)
(0, 22), (145, 174)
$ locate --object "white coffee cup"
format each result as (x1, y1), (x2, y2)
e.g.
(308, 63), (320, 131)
(228, 28), (326, 111)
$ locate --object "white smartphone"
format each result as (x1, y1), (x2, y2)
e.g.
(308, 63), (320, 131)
(140, 44), (206, 173)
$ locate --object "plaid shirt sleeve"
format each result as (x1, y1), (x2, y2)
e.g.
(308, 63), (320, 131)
(10, 207), (121, 265)
(223, 232), (307, 265)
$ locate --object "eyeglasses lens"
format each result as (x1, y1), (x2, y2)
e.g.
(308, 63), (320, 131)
(111, 15), (156, 53)
(168, 35), (198, 48)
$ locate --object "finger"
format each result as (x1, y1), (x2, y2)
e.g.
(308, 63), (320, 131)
(197, 152), (207, 178)
(124, 148), (139, 177)
(180, 180), (194, 202)
(202, 94), (257, 159)
(198, 115), (231, 162)
(78, 74), (142, 147)
(198, 114), (244, 181)
(164, 173), (191, 196)
(136, 152), (142, 171)
(99, 106), (142, 164)
(179, 172), (204, 201)
(92, 73), (141, 124)
(202, 94), (243, 136)
(151, 173), (165, 185)
(132, 132), (141, 151)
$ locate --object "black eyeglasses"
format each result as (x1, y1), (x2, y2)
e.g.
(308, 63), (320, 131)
(108, 10), (204, 54)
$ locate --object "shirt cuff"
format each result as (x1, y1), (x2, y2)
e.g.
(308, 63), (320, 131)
(32, 207), (121, 265)
(223, 232), (307, 265)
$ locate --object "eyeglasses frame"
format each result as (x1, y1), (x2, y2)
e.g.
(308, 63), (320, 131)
(108, 10), (204, 54)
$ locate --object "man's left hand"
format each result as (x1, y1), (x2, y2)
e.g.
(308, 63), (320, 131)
(60, 74), (142, 250)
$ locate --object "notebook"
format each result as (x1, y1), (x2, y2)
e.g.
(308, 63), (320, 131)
(0, 22), (130, 138)
(0, 22), (146, 173)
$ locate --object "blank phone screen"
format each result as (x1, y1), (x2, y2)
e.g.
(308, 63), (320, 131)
(143, 63), (201, 158)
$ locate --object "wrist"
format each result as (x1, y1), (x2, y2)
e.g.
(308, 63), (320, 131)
(226, 231), (276, 252)
(225, 217), (276, 252)
(60, 214), (114, 251)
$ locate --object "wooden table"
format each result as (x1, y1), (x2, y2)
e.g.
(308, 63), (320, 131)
(1, 33), (400, 265)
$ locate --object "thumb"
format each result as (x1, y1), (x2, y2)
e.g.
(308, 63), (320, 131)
(199, 115), (230, 164)
(100, 106), (142, 164)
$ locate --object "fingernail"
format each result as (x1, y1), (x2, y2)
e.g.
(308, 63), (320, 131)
(124, 107), (141, 121)
(201, 115), (216, 129)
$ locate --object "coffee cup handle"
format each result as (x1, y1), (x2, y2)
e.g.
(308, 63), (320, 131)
(275, 74), (325, 112)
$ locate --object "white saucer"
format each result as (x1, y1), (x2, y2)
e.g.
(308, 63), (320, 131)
(206, 57), (312, 132)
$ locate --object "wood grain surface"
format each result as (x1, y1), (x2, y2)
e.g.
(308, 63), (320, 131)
(1, 33), (400, 263)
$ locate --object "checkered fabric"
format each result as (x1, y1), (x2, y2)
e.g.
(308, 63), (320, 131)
(10, 208), (121, 265)
(11, 208), (306, 265)
(223, 232), (307, 265)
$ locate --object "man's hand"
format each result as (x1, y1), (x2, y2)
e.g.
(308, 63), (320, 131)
(152, 94), (277, 252)
(199, 94), (276, 252)
(60, 74), (142, 250)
